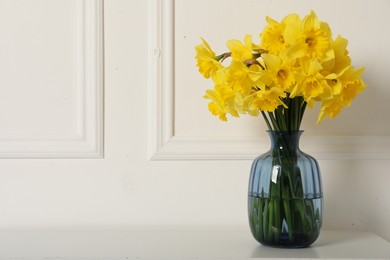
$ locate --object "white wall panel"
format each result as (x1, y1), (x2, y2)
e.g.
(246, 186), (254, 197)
(0, 0), (103, 158)
(150, 0), (390, 160)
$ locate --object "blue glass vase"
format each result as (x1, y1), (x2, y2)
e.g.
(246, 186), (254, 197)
(248, 131), (323, 248)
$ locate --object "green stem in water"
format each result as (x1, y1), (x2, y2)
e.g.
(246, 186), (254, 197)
(263, 199), (270, 241)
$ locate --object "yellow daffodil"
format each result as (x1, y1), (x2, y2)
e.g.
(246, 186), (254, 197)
(195, 38), (222, 78)
(317, 66), (365, 123)
(251, 88), (287, 112)
(247, 62), (268, 87)
(291, 58), (323, 101)
(208, 102), (227, 121)
(339, 66), (366, 106)
(301, 11), (332, 59)
(226, 34), (254, 62)
(225, 61), (255, 95)
(260, 45), (306, 92)
(330, 35), (352, 74)
(317, 97), (343, 123)
(261, 17), (286, 54)
(261, 53), (296, 91)
(261, 14), (301, 54)
(195, 11), (366, 126)
(204, 85), (231, 122)
(204, 66), (246, 120)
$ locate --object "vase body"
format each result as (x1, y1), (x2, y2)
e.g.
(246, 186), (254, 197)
(248, 131), (323, 248)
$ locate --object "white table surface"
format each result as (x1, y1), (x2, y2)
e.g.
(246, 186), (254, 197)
(0, 229), (389, 259)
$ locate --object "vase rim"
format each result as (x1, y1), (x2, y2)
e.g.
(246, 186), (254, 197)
(266, 130), (304, 133)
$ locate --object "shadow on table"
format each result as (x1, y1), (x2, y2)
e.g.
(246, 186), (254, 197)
(250, 244), (321, 259)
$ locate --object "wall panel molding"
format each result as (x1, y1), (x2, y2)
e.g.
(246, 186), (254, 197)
(0, 0), (103, 158)
(148, 0), (174, 160)
(148, 0), (390, 161)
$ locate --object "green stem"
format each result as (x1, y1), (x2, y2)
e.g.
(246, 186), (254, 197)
(257, 96), (313, 244)
(285, 97), (292, 131)
(258, 196), (264, 240)
(215, 52), (231, 62)
(261, 111), (273, 131)
(298, 101), (307, 129)
(263, 199), (269, 241)
(275, 106), (287, 131)
(283, 192), (294, 241)
(268, 199), (274, 241)
(268, 112), (280, 132)
(264, 96), (307, 132)
(274, 198), (281, 241)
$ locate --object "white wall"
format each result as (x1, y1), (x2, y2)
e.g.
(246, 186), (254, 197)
(0, 0), (389, 244)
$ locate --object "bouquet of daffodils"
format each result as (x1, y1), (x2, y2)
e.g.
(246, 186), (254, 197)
(195, 11), (366, 131)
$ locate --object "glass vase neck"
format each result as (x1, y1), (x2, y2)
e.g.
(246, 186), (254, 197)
(267, 130), (303, 151)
